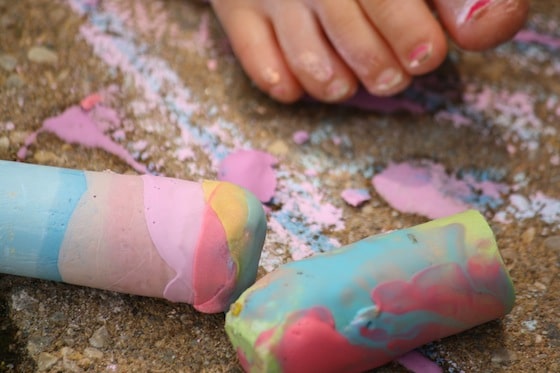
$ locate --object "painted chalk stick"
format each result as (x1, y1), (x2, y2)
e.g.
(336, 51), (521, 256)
(225, 210), (515, 372)
(0, 160), (266, 313)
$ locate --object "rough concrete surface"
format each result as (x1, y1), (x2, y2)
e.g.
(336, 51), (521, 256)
(1, 0), (559, 372)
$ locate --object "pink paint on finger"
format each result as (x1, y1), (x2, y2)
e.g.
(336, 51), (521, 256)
(218, 150), (278, 203)
(465, 0), (492, 21)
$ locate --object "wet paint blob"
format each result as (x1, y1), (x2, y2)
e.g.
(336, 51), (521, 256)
(218, 149), (278, 203)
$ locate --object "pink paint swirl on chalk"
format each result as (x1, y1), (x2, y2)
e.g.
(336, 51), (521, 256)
(18, 104), (147, 173)
(218, 150), (278, 203)
(266, 307), (394, 373)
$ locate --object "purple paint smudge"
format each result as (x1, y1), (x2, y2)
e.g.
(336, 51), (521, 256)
(218, 149), (278, 203)
(396, 351), (443, 373)
(341, 188), (371, 207)
(341, 87), (426, 114)
(18, 104), (147, 173)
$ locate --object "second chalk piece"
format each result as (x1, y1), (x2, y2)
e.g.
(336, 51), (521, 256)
(225, 210), (515, 372)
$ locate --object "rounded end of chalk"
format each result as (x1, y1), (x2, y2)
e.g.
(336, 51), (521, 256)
(192, 181), (266, 313)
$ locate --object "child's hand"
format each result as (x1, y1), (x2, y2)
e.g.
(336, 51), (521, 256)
(210, 0), (529, 103)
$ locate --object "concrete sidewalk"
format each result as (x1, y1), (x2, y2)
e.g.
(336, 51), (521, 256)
(1, 0), (559, 372)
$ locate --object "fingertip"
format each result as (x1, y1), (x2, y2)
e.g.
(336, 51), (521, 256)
(212, 5), (303, 103)
(405, 32), (448, 75)
(435, 0), (530, 51)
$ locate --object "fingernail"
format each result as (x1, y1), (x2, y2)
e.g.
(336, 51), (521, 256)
(375, 68), (403, 92)
(263, 67), (281, 85)
(409, 43), (432, 69)
(298, 52), (333, 82)
(325, 79), (351, 102)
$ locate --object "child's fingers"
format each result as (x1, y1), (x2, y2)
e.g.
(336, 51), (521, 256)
(269, 1), (358, 102)
(358, 0), (448, 75)
(312, 0), (411, 96)
(212, 0), (303, 102)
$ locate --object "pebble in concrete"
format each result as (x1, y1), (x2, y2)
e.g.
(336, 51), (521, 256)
(89, 325), (111, 349)
(27, 46), (58, 64)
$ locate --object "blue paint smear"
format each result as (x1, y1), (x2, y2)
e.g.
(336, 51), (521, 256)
(0, 162), (87, 281)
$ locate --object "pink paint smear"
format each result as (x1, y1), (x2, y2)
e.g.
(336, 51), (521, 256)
(292, 130), (310, 145)
(396, 351), (443, 373)
(18, 94), (147, 174)
(218, 149), (278, 203)
(372, 161), (508, 219)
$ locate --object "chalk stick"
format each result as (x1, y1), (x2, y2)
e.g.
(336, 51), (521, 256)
(225, 210), (515, 372)
(0, 160), (266, 313)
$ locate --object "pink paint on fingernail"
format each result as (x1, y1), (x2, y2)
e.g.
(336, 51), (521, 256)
(409, 44), (432, 69)
(457, 0), (494, 24)
(466, 0), (492, 20)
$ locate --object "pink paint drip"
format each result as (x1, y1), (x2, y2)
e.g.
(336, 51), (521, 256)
(396, 351), (442, 373)
(218, 150), (278, 203)
(18, 104), (147, 173)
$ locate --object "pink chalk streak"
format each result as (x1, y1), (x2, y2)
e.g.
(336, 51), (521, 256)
(514, 29), (560, 49)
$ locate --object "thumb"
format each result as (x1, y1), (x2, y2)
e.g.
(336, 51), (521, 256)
(432, 0), (530, 51)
